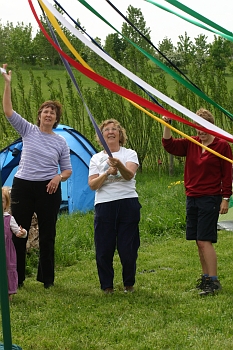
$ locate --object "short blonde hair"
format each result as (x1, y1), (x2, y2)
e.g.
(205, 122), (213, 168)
(196, 108), (215, 124)
(2, 187), (10, 211)
(96, 119), (128, 146)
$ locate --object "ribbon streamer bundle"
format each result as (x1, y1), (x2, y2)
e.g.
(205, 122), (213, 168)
(29, 0), (233, 163)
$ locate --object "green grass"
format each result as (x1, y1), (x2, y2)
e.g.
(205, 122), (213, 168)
(0, 67), (96, 98)
(1, 65), (233, 100)
(0, 66), (233, 99)
(1, 173), (233, 349)
(7, 233), (233, 350)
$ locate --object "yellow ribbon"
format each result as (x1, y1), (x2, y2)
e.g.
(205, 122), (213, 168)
(39, 0), (233, 164)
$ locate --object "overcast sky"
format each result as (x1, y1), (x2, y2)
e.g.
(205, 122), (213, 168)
(1, 0), (232, 46)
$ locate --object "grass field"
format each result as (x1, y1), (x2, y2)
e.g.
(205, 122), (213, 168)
(0, 66), (96, 98)
(1, 65), (233, 100)
(6, 232), (233, 350)
(0, 173), (233, 349)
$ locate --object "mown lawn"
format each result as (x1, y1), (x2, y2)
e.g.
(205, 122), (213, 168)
(0, 173), (233, 350)
(5, 231), (233, 350)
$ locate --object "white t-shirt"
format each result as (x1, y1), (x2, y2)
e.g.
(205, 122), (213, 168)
(89, 147), (139, 205)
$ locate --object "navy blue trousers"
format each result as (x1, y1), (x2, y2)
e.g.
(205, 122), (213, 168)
(94, 198), (141, 290)
(11, 177), (61, 285)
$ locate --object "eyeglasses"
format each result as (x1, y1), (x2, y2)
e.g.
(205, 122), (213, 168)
(102, 127), (118, 133)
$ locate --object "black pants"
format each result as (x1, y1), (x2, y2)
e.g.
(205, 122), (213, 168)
(186, 195), (222, 243)
(11, 177), (61, 285)
(94, 198), (141, 290)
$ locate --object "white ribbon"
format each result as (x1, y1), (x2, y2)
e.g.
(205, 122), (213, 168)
(40, 0), (233, 140)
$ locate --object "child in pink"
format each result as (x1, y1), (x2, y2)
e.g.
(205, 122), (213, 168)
(2, 187), (27, 300)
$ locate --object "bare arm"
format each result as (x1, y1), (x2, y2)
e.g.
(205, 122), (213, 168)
(47, 169), (72, 194)
(10, 217), (27, 238)
(59, 169), (72, 182)
(108, 157), (138, 181)
(219, 199), (229, 215)
(88, 166), (117, 191)
(162, 116), (172, 139)
(16, 226), (27, 238)
(2, 64), (13, 118)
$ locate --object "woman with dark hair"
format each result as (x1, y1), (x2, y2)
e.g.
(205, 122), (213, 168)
(88, 119), (141, 294)
(1, 64), (72, 289)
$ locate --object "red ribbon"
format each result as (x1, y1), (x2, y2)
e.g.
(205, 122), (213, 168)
(28, 0), (233, 143)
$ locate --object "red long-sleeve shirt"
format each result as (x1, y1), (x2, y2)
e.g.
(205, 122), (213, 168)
(162, 136), (232, 197)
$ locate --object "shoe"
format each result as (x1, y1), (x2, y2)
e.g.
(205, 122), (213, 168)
(124, 286), (134, 293)
(18, 282), (24, 288)
(44, 283), (54, 289)
(199, 278), (222, 296)
(103, 288), (114, 294)
(196, 275), (206, 290)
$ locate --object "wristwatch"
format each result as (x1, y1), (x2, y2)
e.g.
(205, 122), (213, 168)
(223, 197), (230, 202)
(59, 174), (63, 181)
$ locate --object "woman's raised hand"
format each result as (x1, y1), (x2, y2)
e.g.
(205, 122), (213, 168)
(1, 63), (12, 83)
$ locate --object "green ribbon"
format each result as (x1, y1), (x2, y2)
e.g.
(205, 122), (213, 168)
(78, 0), (233, 119)
(164, 0), (233, 37)
(146, 0), (233, 42)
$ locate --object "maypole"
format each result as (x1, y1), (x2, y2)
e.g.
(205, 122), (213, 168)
(0, 166), (22, 350)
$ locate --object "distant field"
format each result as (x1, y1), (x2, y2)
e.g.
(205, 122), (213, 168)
(0, 65), (233, 104)
(0, 66), (97, 98)
(0, 66), (177, 95)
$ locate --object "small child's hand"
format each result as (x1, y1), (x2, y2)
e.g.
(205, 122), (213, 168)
(16, 226), (27, 238)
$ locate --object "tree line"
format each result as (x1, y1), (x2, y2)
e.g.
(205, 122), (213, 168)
(0, 5), (233, 173)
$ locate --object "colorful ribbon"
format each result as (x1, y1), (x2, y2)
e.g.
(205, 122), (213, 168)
(38, 0), (233, 140)
(41, 9), (112, 157)
(78, 0), (233, 120)
(164, 0), (233, 37)
(28, 0), (233, 164)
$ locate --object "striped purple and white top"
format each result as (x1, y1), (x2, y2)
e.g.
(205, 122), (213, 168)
(7, 111), (72, 181)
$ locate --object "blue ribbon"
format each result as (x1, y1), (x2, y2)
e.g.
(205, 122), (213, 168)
(53, 0), (164, 108)
(43, 12), (113, 157)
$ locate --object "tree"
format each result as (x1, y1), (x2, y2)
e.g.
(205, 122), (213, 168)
(104, 33), (126, 62)
(121, 5), (154, 72)
(0, 21), (8, 63)
(0, 21), (34, 64)
(176, 32), (194, 71)
(192, 34), (209, 68)
(158, 37), (174, 53)
(32, 15), (61, 66)
(208, 36), (231, 71)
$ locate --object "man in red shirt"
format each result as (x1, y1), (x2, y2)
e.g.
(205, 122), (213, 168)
(162, 108), (232, 295)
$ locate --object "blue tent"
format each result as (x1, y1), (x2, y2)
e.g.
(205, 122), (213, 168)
(0, 125), (97, 213)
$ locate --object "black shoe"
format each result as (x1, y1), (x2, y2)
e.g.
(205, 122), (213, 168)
(196, 275), (206, 290)
(199, 278), (222, 296)
(44, 283), (54, 289)
(124, 286), (134, 293)
(103, 288), (114, 294)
